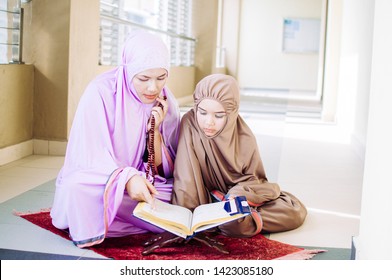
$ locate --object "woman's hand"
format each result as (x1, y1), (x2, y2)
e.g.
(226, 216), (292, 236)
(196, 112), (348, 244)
(148, 96), (168, 131)
(126, 174), (158, 205)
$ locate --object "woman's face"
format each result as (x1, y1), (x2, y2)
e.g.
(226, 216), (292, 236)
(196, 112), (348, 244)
(132, 68), (168, 104)
(196, 98), (227, 137)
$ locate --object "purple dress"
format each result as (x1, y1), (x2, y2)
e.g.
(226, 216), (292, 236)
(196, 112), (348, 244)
(50, 31), (180, 247)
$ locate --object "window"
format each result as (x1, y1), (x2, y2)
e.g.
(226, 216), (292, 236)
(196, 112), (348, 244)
(99, 0), (195, 66)
(0, 0), (23, 64)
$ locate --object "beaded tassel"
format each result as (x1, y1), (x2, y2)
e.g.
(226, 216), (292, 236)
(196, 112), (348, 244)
(146, 96), (166, 185)
(146, 116), (156, 185)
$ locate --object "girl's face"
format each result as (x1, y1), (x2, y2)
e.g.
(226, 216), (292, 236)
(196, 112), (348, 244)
(196, 98), (227, 137)
(132, 68), (168, 104)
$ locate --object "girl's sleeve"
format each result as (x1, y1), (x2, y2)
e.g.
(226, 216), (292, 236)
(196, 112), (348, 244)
(171, 114), (210, 211)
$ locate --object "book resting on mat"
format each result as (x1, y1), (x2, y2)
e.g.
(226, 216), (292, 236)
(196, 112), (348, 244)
(133, 196), (251, 238)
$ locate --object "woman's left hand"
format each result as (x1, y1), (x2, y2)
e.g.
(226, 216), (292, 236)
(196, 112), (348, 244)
(148, 96), (168, 131)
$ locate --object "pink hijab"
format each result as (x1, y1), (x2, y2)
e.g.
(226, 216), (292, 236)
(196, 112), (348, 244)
(51, 30), (180, 247)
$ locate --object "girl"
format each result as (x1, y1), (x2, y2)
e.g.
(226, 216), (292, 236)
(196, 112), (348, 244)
(143, 74), (306, 254)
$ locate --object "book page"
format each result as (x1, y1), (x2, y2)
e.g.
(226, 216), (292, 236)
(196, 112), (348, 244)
(134, 199), (193, 233)
(190, 199), (246, 232)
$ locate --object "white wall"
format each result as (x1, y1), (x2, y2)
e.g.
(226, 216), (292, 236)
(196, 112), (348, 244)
(220, 0), (241, 77)
(356, 0), (392, 259)
(335, 0), (374, 160)
(321, 0), (342, 122)
(237, 0), (323, 92)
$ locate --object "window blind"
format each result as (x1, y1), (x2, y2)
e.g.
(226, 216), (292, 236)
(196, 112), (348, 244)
(99, 0), (195, 66)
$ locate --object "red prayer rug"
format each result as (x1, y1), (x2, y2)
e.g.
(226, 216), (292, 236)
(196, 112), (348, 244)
(15, 210), (325, 260)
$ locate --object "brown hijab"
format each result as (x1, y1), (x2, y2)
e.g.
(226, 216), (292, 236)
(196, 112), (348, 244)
(172, 74), (281, 211)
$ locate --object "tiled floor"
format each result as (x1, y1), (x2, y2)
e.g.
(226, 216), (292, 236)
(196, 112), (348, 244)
(0, 99), (362, 260)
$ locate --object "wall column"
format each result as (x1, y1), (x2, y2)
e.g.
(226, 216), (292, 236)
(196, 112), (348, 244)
(355, 0), (392, 259)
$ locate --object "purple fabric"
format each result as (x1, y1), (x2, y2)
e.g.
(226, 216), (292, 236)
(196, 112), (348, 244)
(50, 30), (180, 247)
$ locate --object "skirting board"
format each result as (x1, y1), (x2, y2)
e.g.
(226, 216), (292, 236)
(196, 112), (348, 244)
(0, 139), (67, 166)
(0, 140), (33, 166)
(33, 139), (67, 156)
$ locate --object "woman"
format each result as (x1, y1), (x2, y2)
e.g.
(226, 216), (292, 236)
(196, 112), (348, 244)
(50, 30), (180, 248)
(143, 74), (306, 254)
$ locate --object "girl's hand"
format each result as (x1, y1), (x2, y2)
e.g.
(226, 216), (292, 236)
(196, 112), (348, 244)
(126, 174), (158, 205)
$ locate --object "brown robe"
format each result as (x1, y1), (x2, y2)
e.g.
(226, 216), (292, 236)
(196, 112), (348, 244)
(172, 74), (307, 237)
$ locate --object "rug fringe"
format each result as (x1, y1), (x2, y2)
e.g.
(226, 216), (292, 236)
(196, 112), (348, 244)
(275, 249), (327, 260)
(13, 208), (51, 217)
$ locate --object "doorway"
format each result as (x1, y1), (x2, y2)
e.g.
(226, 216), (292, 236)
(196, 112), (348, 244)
(225, 0), (328, 118)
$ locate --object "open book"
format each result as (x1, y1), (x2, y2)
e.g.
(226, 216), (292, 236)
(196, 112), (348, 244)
(133, 196), (251, 238)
